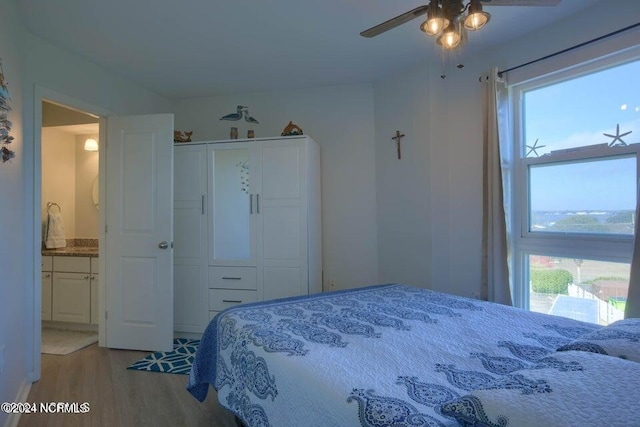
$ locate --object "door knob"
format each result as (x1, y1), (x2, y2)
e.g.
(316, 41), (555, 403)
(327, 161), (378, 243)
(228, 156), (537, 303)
(158, 241), (169, 249)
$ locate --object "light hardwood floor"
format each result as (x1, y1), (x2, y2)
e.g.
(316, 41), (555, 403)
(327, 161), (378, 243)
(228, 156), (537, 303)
(18, 344), (237, 427)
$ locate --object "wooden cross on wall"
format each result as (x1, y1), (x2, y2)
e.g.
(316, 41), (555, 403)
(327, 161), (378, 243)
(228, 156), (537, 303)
(392, 130), (405, 159)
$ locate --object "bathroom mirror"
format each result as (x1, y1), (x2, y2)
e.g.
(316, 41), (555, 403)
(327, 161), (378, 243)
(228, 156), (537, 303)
(92, 176), (99, 209)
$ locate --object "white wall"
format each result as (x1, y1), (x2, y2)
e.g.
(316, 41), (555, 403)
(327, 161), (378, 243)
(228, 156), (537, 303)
(374, 61), (433, 288)
(373, 0), (640, 298)
(74, 134), (99, 238)
(41, 128), (77, 240)
(0, 1), (27, 425)
(40, 130), (99, 242)
(173, 84), (379, 290)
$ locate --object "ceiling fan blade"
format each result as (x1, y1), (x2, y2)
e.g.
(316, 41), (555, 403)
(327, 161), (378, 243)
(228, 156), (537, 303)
(360, 5), (429, 38)
(480, 0), (562, 5)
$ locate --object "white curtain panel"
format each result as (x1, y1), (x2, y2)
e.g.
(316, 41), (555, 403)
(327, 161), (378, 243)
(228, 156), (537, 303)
(481, 67), (513, 306)
(625, 180), (640, 318)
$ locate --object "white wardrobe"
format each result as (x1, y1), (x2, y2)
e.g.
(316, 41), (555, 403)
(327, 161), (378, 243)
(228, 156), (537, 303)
(173, 136), (322, 333)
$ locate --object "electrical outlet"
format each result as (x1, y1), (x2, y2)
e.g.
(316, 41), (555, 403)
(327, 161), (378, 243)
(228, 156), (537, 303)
(0, 344), (5, 375)
(330, 280), (336, 289)
(472, 291), (481, 300)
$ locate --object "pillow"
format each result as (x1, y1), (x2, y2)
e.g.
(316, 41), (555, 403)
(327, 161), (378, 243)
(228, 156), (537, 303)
(440, 351), (640, 427)
(556, 318), (640, 362)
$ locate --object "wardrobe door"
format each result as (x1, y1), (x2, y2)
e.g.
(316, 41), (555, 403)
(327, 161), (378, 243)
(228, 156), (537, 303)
(258, 139), (308, 300)
(208, 143), (257, 267)
(174, 144), (208, 333)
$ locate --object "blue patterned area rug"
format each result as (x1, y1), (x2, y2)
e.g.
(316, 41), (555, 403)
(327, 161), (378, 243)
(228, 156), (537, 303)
(127, 338), (199, 375)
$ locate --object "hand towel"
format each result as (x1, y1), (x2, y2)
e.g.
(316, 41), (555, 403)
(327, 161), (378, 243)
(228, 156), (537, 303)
(45, 212), (66, 249)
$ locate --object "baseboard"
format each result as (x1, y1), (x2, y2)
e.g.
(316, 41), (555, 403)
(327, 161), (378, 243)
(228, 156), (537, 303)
(3, 380), (32, 427)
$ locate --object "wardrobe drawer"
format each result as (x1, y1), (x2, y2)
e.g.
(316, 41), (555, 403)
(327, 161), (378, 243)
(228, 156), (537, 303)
(53, 256), (91, 273)
(208, 267), (257, 290)
(208, 289), (258, 311)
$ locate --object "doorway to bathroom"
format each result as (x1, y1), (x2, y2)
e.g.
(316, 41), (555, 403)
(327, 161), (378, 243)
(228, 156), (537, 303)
(29, 89), (174, 382)
(40, 100), (100, 356)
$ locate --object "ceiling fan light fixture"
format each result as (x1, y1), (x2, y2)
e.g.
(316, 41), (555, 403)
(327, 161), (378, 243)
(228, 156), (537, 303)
(362, 0), (557, 52)
(420, 0), (449, 36)
(436, 20), (462, 50)
(420, 16), (449, 36)
(464, 0), (491, 31)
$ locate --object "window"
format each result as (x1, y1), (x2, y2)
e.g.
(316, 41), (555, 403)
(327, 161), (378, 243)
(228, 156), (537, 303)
(512, 55), (640, 325)
(529, 155), (636, 236)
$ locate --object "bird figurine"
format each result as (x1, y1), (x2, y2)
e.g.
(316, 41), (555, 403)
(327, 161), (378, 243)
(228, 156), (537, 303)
(243, 109), (260, 124)
(220, 105), (247, 121)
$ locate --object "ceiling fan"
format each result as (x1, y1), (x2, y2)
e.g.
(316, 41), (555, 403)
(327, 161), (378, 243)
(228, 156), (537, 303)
(361, 0), (562, 50)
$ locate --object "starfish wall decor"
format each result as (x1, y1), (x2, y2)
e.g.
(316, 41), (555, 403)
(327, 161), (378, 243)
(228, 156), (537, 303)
(526, 138), (545, 157)
(604, 124), (632, 147)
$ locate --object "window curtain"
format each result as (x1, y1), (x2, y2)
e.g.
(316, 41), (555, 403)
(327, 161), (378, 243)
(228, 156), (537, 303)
(481, 67), (513, 306)
(625, 181), (640, 318)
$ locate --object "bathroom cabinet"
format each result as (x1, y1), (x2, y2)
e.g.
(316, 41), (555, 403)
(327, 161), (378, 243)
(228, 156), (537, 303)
(90, 257), (99, 324)
(41, 255), (99, 324)
(41, 256), (53, 321)
(52, 272), (91, 323)
(173, 136), (322, 333)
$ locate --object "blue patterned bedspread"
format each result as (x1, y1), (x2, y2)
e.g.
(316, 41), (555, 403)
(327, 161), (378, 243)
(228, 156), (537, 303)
(187, 284), (600, 426)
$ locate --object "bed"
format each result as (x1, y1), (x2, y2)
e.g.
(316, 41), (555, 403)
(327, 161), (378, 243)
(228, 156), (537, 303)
(187, 284), (640, 426)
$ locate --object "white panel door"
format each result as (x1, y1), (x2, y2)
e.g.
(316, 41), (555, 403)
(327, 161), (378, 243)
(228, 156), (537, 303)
(258, 140), (308, 299)
(174, 144), (208, 333)
(263, 267), (304, 300)
(105, 114), (174, 352)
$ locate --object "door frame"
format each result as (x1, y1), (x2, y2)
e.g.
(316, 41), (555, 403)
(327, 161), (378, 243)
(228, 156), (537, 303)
(28, 86), (111, 382)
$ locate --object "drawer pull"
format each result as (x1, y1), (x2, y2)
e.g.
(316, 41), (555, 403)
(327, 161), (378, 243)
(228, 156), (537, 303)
(222, 299), (242, 304)
(221, 277), (242, 280)
(44, 273), (51, 278)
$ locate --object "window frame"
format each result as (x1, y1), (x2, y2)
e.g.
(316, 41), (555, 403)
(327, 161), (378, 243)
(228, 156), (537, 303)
(510, 51), (640, 311)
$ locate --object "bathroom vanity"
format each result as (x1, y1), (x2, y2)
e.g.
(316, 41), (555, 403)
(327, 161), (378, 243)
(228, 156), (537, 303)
(41, 246), (99, 324)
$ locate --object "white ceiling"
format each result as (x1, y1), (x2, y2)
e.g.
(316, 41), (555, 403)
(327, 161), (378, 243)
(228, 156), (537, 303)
(18, 0), (600, 100)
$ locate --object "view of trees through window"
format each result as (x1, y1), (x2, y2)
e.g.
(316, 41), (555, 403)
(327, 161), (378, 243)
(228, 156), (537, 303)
(529, 156), (636, 236)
